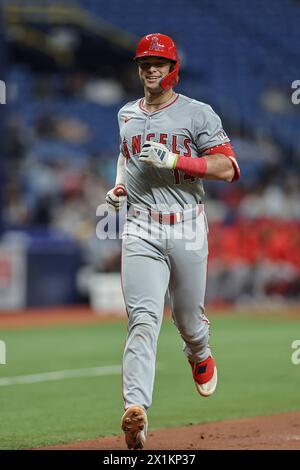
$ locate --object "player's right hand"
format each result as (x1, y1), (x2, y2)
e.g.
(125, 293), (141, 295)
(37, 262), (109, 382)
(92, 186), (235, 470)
(139, 141), (178, 169)
(105, 184), (127, 212)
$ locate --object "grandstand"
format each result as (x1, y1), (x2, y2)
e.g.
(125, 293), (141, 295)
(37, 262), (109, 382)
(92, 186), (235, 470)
(0, 0), (299, 308)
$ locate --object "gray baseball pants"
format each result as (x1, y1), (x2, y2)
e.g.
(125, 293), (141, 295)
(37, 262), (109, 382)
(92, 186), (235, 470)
(121, 207), (211, 410)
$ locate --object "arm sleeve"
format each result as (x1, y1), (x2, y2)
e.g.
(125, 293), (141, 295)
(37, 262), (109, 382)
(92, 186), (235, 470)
(203, 143), (240, 181)
(115, 152), (126, 186)
(115, 109), (127, 185)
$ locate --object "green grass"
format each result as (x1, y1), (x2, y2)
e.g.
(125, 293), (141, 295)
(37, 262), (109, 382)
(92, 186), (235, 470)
(0, 314), (300, 449)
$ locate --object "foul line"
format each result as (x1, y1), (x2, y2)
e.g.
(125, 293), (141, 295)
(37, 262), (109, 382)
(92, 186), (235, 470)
(0, 365), (122, 387)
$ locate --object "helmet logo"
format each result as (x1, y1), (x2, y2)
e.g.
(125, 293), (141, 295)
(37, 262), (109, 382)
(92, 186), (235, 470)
(149, 36), (164, 52)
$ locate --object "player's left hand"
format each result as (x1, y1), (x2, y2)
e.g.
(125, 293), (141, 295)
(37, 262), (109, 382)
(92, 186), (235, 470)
(139, 141), (178, 169)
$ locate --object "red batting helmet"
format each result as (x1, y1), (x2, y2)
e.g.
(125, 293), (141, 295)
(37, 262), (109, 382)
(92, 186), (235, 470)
(134, 33), (180, 91)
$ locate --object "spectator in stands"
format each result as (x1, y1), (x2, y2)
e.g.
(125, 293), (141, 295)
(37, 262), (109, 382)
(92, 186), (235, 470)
(261, 84), (295, 115)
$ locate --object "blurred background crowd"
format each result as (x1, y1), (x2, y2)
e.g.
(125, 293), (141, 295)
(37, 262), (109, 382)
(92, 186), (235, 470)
(0, 0), (299, 309)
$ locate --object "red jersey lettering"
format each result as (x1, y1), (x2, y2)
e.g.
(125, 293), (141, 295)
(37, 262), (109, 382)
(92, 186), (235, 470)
(183, 138), (192, 157)
(159, 133), (168, 145)
(132, 135), (141, 155)
(146, 133), (155, 142)
(172, 135), (181, 154)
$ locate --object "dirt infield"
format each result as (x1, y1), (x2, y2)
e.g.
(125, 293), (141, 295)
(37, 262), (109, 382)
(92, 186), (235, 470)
(0, 306), (126, 329)
(1, 305), (300, 329)
(42, 411), (300, 450)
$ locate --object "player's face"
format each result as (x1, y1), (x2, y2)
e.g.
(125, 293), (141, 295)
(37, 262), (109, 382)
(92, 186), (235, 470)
(137, 57), (172, 92)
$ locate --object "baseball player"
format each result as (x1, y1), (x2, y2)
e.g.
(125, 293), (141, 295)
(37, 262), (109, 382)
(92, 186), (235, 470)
(105, 33), (240, 450)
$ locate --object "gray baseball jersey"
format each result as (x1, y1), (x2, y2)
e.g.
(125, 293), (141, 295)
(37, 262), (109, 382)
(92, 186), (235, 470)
(118, 93), (230, 211)
(120, 93), (229, 411)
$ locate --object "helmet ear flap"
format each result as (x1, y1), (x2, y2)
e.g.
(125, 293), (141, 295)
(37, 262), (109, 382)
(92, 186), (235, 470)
(160, 61), (179, 91)
(169, 61), (175, 72)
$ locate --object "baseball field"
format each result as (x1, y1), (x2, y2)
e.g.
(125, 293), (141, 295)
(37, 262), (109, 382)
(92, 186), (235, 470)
(0, 308), (300, 450)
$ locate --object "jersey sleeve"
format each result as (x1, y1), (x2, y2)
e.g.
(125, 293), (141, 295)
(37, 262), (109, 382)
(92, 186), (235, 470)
(117, 107), (130, 160)
(194, 105), (230, 153)
(117, 108), (125, 156)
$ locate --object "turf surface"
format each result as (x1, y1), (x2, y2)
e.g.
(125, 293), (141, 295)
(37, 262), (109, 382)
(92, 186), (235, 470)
(0, 313), (299, 449)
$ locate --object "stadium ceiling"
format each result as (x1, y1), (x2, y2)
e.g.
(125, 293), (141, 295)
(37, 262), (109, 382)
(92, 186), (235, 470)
(3, 2), (138, 72)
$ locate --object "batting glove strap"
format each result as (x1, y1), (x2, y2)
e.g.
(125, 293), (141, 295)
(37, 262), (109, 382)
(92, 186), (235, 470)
(139, 141), (178, 169)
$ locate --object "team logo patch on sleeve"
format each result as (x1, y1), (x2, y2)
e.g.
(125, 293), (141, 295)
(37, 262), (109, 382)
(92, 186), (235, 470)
(217, 130), (228, 141)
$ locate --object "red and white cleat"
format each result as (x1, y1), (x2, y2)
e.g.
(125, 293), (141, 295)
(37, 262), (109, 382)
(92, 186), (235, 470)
(189, 356), (218, 397)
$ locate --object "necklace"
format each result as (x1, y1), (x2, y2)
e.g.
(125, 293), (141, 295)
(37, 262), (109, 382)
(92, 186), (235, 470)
(144, 92), (176, 107)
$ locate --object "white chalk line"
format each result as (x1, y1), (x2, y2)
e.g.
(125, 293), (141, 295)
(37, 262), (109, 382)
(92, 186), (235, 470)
(0, 365), (122, 387)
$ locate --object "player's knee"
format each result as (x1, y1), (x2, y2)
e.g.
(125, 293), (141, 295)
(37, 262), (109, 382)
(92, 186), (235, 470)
(128, 308), (160, 330)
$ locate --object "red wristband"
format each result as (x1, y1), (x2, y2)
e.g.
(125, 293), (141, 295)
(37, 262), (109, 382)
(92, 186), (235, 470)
(175, 156), (207, 178)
